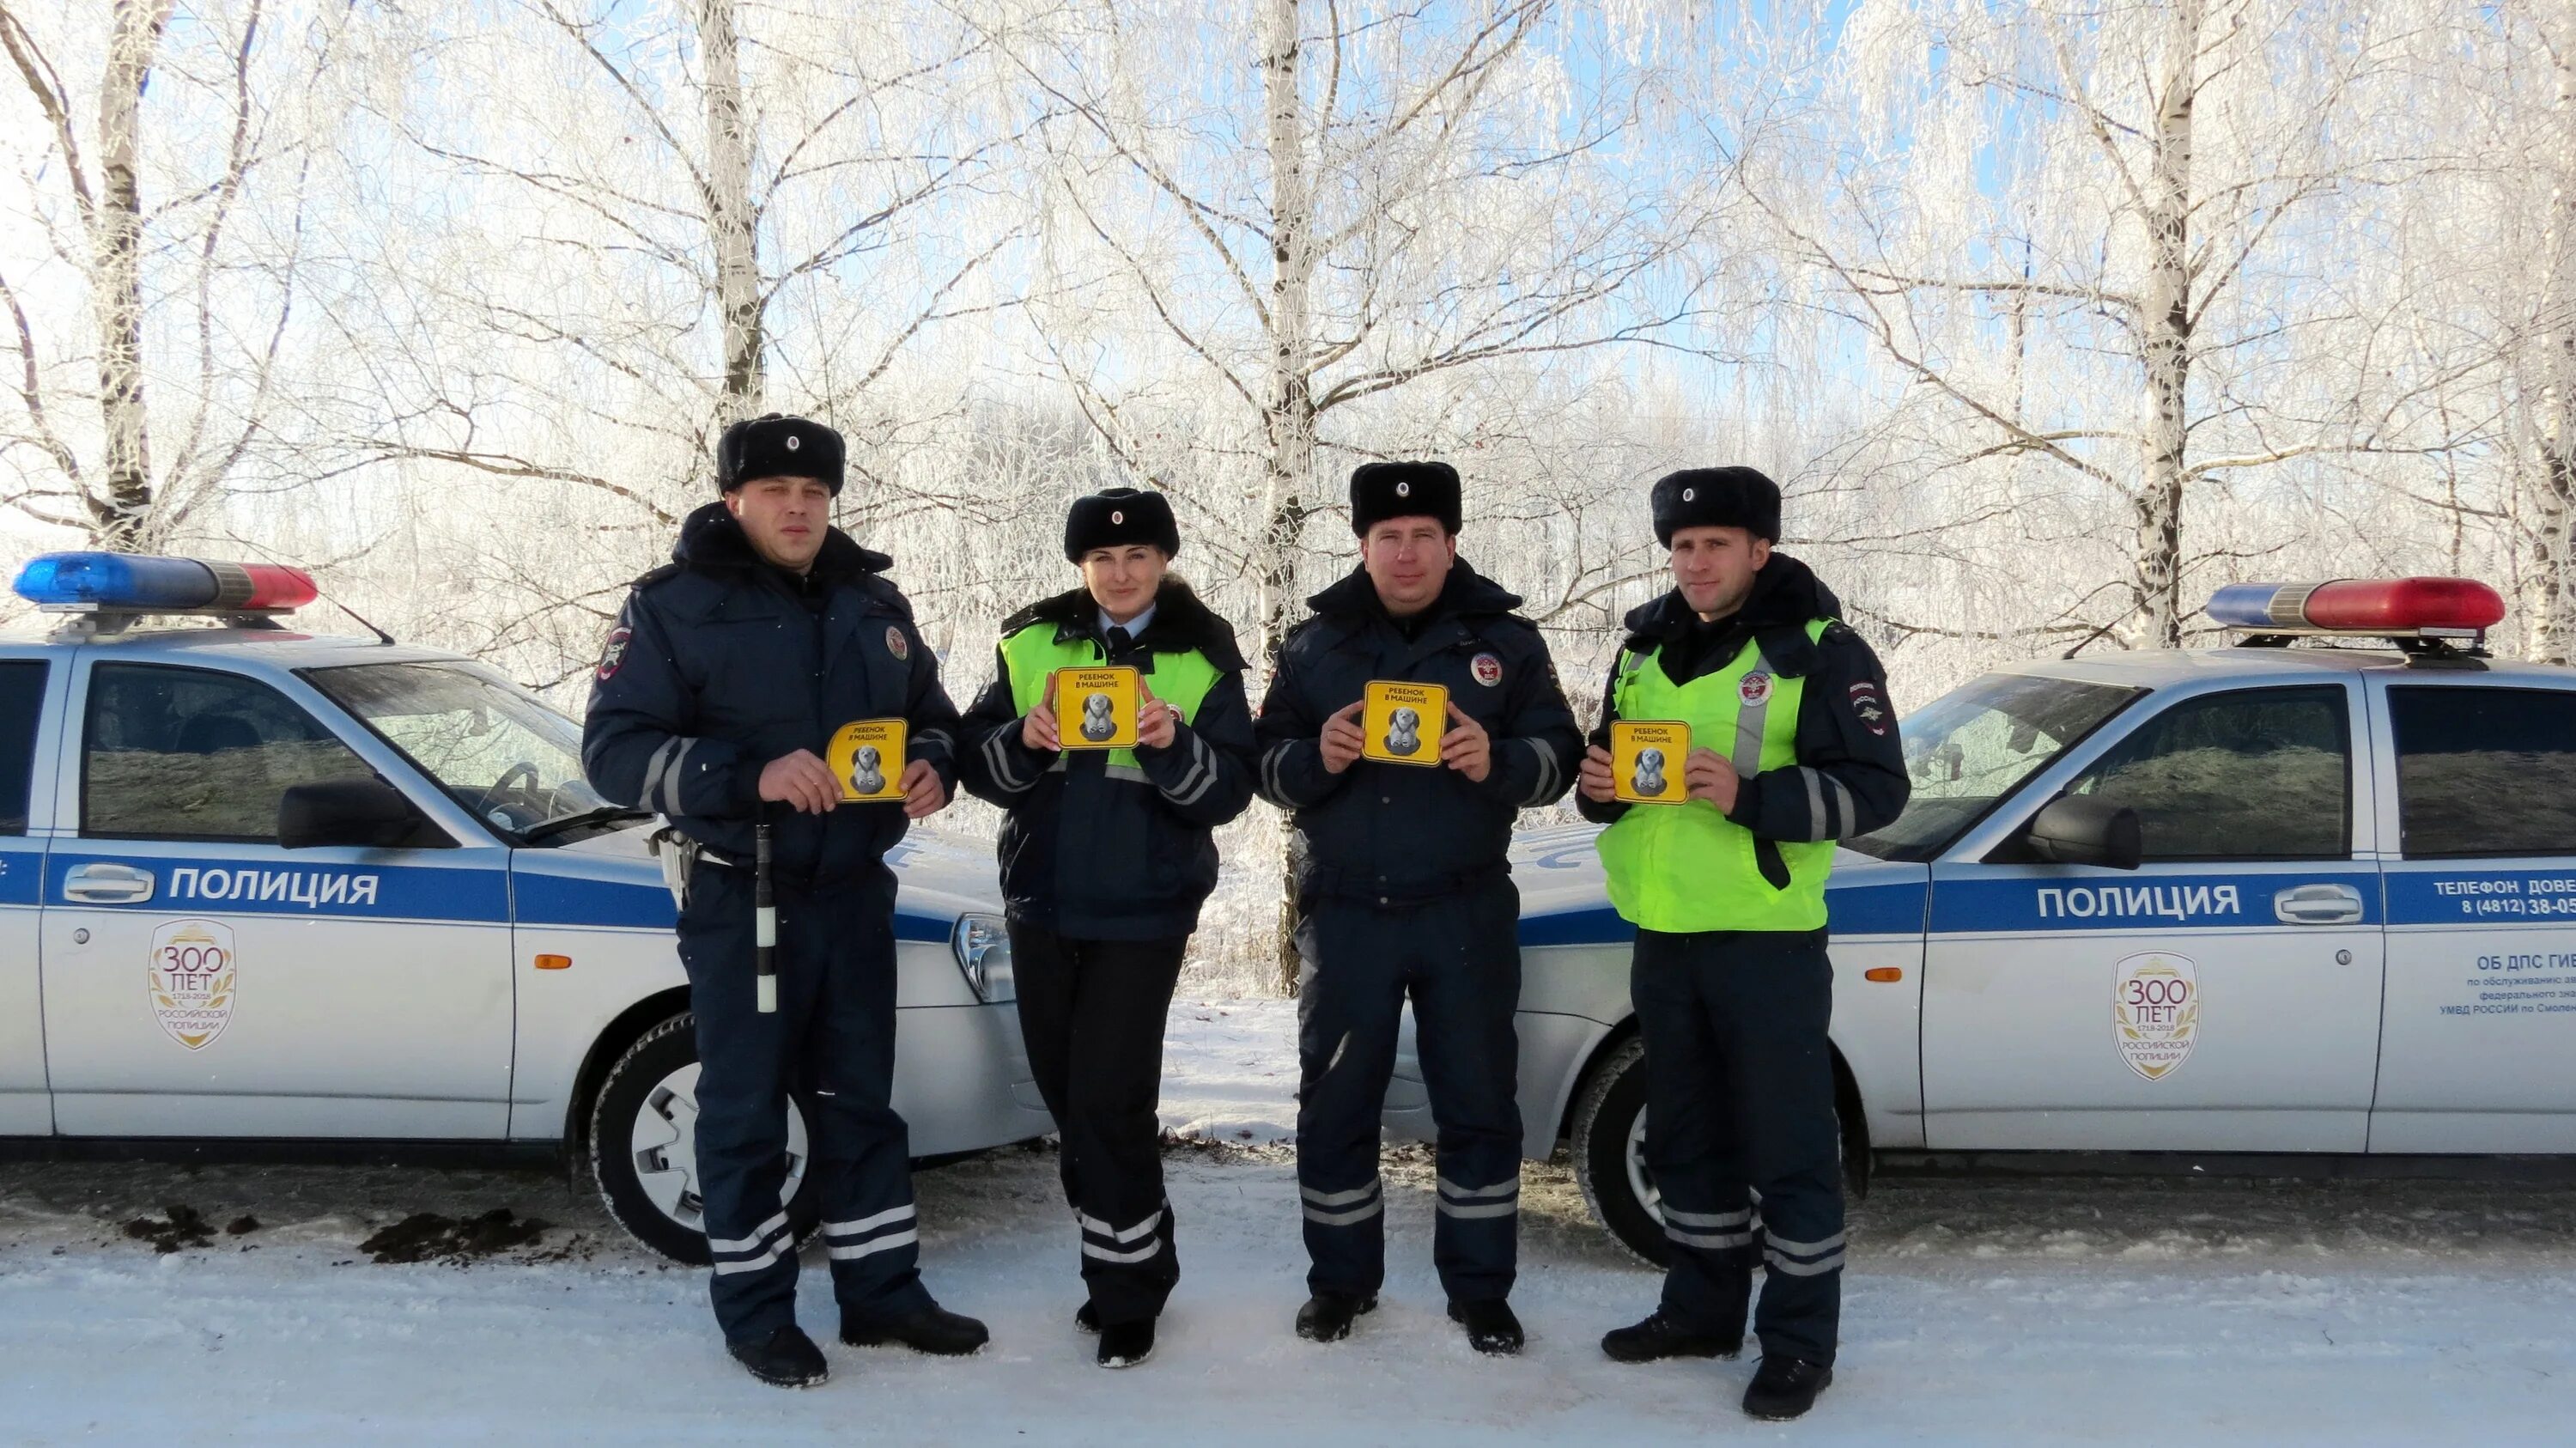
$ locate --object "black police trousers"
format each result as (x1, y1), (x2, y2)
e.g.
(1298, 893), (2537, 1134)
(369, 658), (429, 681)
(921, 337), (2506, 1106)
(1632, 927), (1844, 1366)
(1008, 922), (1187, 1326)
(1294, 875), (1522, 1304)
(677, 863), (933, 1344)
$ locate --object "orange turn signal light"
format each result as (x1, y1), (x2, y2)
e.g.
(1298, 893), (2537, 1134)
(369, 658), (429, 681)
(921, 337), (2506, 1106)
(1864, 967), (1903, 983)
(535, 953), (572, 970)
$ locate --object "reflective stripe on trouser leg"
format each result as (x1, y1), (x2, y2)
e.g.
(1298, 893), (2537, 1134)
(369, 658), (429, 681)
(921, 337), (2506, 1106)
(1413, 878), (1525, 1304)
(1078, 1204), (1170, 1263)
(1294, 899), (1407, 1299)
(823, 1202), (920, 1263)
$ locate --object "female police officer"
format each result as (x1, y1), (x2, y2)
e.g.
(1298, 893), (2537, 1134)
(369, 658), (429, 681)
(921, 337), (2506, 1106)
(957, 487), (1259, 1370)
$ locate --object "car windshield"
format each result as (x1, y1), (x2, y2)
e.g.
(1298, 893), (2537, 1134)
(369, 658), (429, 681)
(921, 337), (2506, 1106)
(1845, 671), (2143, 862)
(303, 660), (622, 841)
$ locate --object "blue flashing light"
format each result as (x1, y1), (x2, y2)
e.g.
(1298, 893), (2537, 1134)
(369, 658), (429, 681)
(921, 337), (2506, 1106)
(11, 553), (317, 613)
(2205, 582), (2299, 630)
(15, 553), (221, 610)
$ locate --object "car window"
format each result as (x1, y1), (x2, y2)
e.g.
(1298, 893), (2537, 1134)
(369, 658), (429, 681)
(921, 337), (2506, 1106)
(1846, 672), (2142, 861)
(2386, 686), (2576, 859)
(0, 661), (46, 834)
(303, 660), (605, 835)
(2060, 685), (2350, 861)
(82, 663), (375, 843)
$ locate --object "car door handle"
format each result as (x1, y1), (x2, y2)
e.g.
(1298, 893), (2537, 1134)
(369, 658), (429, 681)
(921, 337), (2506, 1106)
(62, 861), (155, 904)
(2274, 883), (2363, 926)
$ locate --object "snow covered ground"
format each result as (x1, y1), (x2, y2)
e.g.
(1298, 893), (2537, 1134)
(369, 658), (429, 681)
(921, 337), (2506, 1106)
(4, 999), (2575, 1445)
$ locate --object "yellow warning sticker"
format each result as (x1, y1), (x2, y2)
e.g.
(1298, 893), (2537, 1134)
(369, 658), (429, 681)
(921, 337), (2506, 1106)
(1363, 680), (1449, 767)
(828, 719), (908, 802)
(1611, 720), (1692, 805)
(1056, 666), (1140, 751)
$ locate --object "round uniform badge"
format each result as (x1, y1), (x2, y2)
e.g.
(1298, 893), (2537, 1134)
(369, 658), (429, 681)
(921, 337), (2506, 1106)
(1471, 652), (1504, 687)
(1395, 480), (1411, 497)
(884, 624), (909, 662)
(785, 435), (801, 452)
(1739, 672), (1773, 707)
(1111, 510), (1124, 524)
(596, 625), (632, 682)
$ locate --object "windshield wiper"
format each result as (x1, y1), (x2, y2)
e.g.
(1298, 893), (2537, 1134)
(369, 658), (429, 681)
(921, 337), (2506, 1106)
(519, 805), (652, 843)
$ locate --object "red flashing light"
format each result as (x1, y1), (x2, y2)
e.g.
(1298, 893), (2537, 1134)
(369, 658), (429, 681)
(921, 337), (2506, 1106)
(2300, 578), (2504, 634)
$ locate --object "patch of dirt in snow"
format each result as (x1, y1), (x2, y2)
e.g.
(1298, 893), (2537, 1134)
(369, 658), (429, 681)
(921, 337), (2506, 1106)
(358, 1208), (553, 1265)
(121, 1203), (216, 1254)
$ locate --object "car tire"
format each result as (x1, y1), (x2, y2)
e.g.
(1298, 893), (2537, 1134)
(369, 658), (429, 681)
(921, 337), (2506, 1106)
(589, 1012), (822, 1265)
(1570, 1035), (1668, 1267)
(1571, 1033), (1868, 1268)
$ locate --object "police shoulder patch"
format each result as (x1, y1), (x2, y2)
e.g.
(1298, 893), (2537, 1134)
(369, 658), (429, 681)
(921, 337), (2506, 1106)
(1848, 679), (1889, 736)
(596, 624), (633, 682)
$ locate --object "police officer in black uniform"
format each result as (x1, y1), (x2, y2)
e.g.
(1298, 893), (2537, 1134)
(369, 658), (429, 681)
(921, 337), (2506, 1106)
(1574, 467), (1908, 1420)
(1254, 461), (1583, 1356)
(957, 488), (1259, 1370)
(584, 414), (988, 1388)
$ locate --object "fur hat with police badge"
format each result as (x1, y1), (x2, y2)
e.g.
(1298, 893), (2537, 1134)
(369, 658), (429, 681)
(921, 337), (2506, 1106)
(717, 412), (846, 495)
(1349, 460), (1462, 536)
(1652, 466), (1781, 545)
(1064, 486), (1182, 562)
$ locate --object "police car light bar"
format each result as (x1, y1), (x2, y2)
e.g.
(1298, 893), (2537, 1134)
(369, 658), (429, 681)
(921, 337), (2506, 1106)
(13, 552), (319, 615)
(2206, 578), (2506, 639)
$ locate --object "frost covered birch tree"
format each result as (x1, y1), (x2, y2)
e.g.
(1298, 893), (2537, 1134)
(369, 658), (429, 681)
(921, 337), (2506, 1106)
(331, 0), (1029, 674)
(1741, 0), (2447, 650)
(0, 0), (351, 551)
(2411, 3), (2576, 664)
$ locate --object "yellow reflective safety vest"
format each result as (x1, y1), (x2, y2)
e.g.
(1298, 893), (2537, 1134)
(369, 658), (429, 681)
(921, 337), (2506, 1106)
(1596, 618), (1835, 933)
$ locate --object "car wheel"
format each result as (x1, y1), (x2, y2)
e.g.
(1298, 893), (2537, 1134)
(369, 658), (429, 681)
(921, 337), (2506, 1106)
(1570, 1036), (1668, 1267)
(1571, 1033), (1871, 1267)
(589, 1012), (820, 1265)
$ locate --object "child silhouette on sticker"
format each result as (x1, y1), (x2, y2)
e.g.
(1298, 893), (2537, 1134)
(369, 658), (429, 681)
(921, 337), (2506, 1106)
(849, 745), (885, 797)
(1080, 692), (1117, 742)
(1385, 706), (1421, 756)
(1632, 747), (1666, 798)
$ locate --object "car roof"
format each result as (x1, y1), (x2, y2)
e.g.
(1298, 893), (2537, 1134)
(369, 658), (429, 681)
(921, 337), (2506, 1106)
(0, 619), (459, 670)
(1998, 642), (2576, 690)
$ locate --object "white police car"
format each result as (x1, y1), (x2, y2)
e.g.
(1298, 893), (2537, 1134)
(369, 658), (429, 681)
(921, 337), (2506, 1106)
(1387, 578), (2576, 1261)
(0, 553), (1051, 1262)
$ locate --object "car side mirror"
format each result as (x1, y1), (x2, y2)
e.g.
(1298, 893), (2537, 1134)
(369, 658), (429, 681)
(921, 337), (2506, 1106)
(279, 779), (446, 850)
(2022, 794), (2142, 871)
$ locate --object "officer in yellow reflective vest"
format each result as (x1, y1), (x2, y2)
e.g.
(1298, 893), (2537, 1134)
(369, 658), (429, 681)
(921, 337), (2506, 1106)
(1575, 468), (1908, 1422)
(956, 487), (1257, 1371)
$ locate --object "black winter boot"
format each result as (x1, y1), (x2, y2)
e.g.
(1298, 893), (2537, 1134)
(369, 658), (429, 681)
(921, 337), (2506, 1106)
(1601, 1309), (1742, 1363)
(1293, 1292), (1377, 1342)
(726, 1325), (829, 1388)
(1447, 1298), (1524, 1356)
(1096, 1317), (1156, 1368)
(1742, 1356), (1834, 1421)
(841, 1299), (990, 1356)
